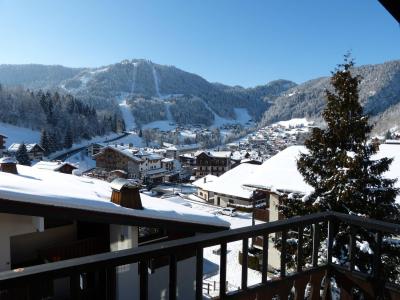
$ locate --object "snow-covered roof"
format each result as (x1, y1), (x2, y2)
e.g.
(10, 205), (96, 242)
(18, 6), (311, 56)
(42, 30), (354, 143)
(385, 139), (400, 144)
(0, 165), (230, 229)
(161, 158), (174, 163)
(33, 161), (77, 172)
(8, 143), (43, 152)
(192, 174), (219, 190)
(374, 144), (400, 204)
(0, 157), (16, 164)
(165, 144), (200, 151)
(244, 144), (400, 204)
(243, 146), (312, 195)
(204, 164), (260, 199)
(195, 151), (232, 158)
(94, 145), (143, 162)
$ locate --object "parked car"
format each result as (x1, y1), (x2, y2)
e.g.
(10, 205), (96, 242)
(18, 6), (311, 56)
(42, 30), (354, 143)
(219, 208), (237, 217)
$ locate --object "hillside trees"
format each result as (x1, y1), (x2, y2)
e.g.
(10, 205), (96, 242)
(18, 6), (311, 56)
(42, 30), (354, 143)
(15, 143), (31, 166)
(0, 86), (122, 154)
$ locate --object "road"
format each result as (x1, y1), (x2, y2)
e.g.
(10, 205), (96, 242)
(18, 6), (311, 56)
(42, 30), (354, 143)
(53, 132), (129, 161)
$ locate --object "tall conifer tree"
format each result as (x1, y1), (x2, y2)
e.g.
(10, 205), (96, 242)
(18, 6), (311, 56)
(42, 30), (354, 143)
(15, 143), (31, 166)
(280, 55), (400, 282)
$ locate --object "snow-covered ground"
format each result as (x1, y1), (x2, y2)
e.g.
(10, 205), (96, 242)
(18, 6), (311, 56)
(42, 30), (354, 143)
(48, 132), (121, 159)
(142, 120), (176, 131)
(211, 107), (253, 128)
(119, 99), (137, 131)
(65, 150), (96, 172)
(0, 122), (40, 147)
(274, 118), (313, 128)
(110, 132), (143, 147)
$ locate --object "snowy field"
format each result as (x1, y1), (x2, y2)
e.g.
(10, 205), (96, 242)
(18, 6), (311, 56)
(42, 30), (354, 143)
(274, 118), (313, 128)
(0, 122), (40, 147)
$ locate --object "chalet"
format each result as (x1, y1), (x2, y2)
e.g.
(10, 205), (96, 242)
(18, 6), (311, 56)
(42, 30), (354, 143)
(192, 174), (218, 202)
(33, 161), (78, 174)
(8, 143), (45, 161)
(195, 151), (232, 178)
(243, 144), (400, 270)
(161, 157), (175, 172)
(164, 143), (200, 159)
(86, 142), (105, 157)
(94, 146), (166, 183)
(0, 134), (7, 156)
(0, 161), (229, 299)
(94, 145), (142, 179)
(193, 163), (267, 207)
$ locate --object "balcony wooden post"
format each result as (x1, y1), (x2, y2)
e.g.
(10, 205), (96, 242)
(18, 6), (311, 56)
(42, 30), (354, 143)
(262, 233), (269, 284)
(70, 274), (80, 300)
(372, 231), (383, 298)
(241, 238), (248, 290)
(195, 247), (203, 300)
(348, 226), (356, 272)
(296, 225), (304, 273)
(327, 220), (334, 264)
(139, 260), (148, 300)
(220, 242), (227, 298)
(312, 223), (320, 267)
(280, 229), (287, 278)
(169, 254), (177, 300)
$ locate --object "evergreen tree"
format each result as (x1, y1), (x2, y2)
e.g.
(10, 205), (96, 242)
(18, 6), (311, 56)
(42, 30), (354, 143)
(40, 129), (50, 156)
(280, 56), (400, 282)
(385, 130), (392, 140)
(47, 132), (59, 154)
(15, 143), (31, 166)
(64, 128), (73, 149)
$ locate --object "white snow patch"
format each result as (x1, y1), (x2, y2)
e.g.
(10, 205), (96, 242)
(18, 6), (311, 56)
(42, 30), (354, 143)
(0, 122), (40, 147)
(142, 120), (176, 131)
(274, 118), (312, 129)
(0, 165), (230, 228)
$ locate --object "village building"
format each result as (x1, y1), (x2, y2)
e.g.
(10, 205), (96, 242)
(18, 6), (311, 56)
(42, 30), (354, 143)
(193, 163), (267, 207)
(242, 143), (400, 270)
(161, 157), (175, 172)
(94, 146), (166, 183)
(0, 134), (7, 156)
(32, 161), (78, 174)
(192, 174), (218, 202)
(8, 143), (45, 161)
(0, 161), (229, 299)
(164, 143), (200, 159)
(195, 151), (232, 178)
(86, 142), (105, 157)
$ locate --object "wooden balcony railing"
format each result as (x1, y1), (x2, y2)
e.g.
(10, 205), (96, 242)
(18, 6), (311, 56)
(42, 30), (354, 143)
(0, 211), (399, 299)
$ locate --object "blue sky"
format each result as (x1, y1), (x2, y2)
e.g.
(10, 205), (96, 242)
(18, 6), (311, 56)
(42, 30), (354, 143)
(0, 0), (399, 87)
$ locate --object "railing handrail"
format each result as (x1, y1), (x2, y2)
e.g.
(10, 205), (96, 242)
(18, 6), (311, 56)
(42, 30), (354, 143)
(330, 211), (400, 234)
(0, 211), (399, 289)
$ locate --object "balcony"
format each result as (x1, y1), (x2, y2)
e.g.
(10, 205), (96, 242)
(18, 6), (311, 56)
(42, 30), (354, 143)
(0, 211), (399, 299)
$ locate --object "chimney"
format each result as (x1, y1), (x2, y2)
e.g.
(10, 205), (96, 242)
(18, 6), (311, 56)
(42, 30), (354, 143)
(0, 157), (18, 174)
(204, 177), (207, 183)
(110, 178), (143, 210)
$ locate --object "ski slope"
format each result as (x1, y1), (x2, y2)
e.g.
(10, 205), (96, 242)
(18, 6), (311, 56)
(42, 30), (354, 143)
(0, 122), (40, 147)
(119, 99), (137, 131)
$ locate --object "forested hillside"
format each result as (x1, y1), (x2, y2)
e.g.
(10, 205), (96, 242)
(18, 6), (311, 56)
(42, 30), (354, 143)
(0, 85), (122, 152)
(262, 60), (400, 134)
(0, 59), (399, 133)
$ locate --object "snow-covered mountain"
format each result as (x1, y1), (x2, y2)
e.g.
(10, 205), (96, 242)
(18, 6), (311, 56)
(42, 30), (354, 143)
(262, 60), (400, 134)
(1, 59), (400, 134)
(0, 60), (296, 127)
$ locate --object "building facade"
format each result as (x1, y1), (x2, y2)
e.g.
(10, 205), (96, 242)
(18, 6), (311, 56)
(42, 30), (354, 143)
(195, 151), (232, 178)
